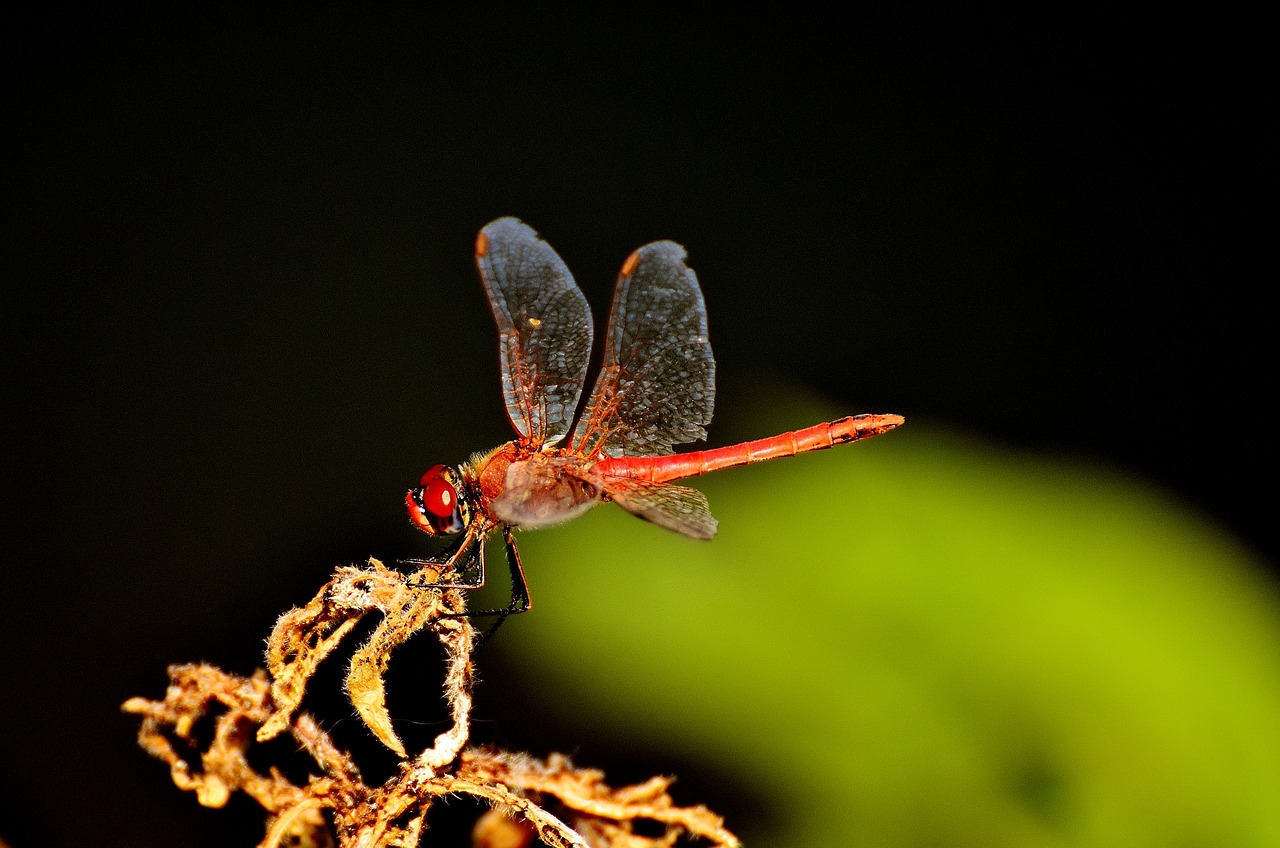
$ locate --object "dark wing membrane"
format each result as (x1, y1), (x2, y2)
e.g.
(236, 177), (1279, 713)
(476, 217), (593, 447)
(605, 479), (718, 540)
(572, 241), (715, 457)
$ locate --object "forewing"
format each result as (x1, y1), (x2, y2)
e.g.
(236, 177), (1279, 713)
(572, 241), (715, 457)
(605, 479), (718, 541)
(476, 217), (593, 447)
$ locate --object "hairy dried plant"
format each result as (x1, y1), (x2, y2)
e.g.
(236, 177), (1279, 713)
(124, 558), (740, 848)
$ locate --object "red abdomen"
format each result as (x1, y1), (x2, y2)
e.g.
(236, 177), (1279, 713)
(592, 413), (904, 484)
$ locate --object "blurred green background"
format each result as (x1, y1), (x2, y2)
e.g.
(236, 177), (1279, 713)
(1, 7), (1271, 848)
(492, 394), (1280, 847)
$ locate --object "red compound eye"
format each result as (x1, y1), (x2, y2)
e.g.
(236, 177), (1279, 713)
(409, 464), (468, 536)
(419, 465), (457, 517)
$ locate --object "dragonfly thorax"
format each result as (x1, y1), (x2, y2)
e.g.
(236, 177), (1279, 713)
(455, 441), (605, 531)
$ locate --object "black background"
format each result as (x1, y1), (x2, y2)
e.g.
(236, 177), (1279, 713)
(1, 7), (1270, 847)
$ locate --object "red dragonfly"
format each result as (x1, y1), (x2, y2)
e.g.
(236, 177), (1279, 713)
(406, 217), (903, 624)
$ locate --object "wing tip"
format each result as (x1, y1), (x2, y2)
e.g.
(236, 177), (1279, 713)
(617, 241), (696, 288)
(478, 216), (537, 256)
(639, 239), (690, 262)
(620, 250), (641, 277)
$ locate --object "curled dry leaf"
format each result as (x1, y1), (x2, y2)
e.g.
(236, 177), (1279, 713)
(124, 557), (740, 847)
(259, 558), (466, 756)
(458, 750), (739, 848)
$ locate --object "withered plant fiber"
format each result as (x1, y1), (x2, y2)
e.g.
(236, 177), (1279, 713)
(124, 558), (740, 848)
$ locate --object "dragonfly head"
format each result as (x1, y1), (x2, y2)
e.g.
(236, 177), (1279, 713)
(406, 465), (472, 536)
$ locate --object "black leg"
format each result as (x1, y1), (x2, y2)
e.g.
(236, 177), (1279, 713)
(502, 526), (532, 614)
(443, 527), (532, 647)
(403, 527), (532, 644)
(403, 533), (484, 590)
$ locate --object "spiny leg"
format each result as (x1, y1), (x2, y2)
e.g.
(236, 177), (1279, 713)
(451, 527), (531, 647)
(404, 527), (532, 646)
(402, 531), (486, 590)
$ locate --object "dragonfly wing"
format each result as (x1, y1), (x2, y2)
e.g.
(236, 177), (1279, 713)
(571, 241), (715, 457)
(604, 479), (719, 541)
(476, 217), (593, 447)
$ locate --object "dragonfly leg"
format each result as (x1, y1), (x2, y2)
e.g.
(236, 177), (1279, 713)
(501, 526), (532, 613)
(403, 533), (485, 590)
(442, 527), (532, 647)
(403, 527), (530, 645)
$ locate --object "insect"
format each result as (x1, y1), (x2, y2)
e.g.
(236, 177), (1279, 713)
(406, 217), (903, 627)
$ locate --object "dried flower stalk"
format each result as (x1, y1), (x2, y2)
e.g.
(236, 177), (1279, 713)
(124, 558), (740, 847)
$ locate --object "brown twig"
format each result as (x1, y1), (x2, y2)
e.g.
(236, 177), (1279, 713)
(124, 557), (740, 847)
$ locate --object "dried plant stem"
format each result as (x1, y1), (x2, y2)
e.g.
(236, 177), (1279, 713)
(124, 558), (740, 847)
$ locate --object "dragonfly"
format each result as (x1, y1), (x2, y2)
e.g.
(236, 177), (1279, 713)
(405, 217), (903, 628)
